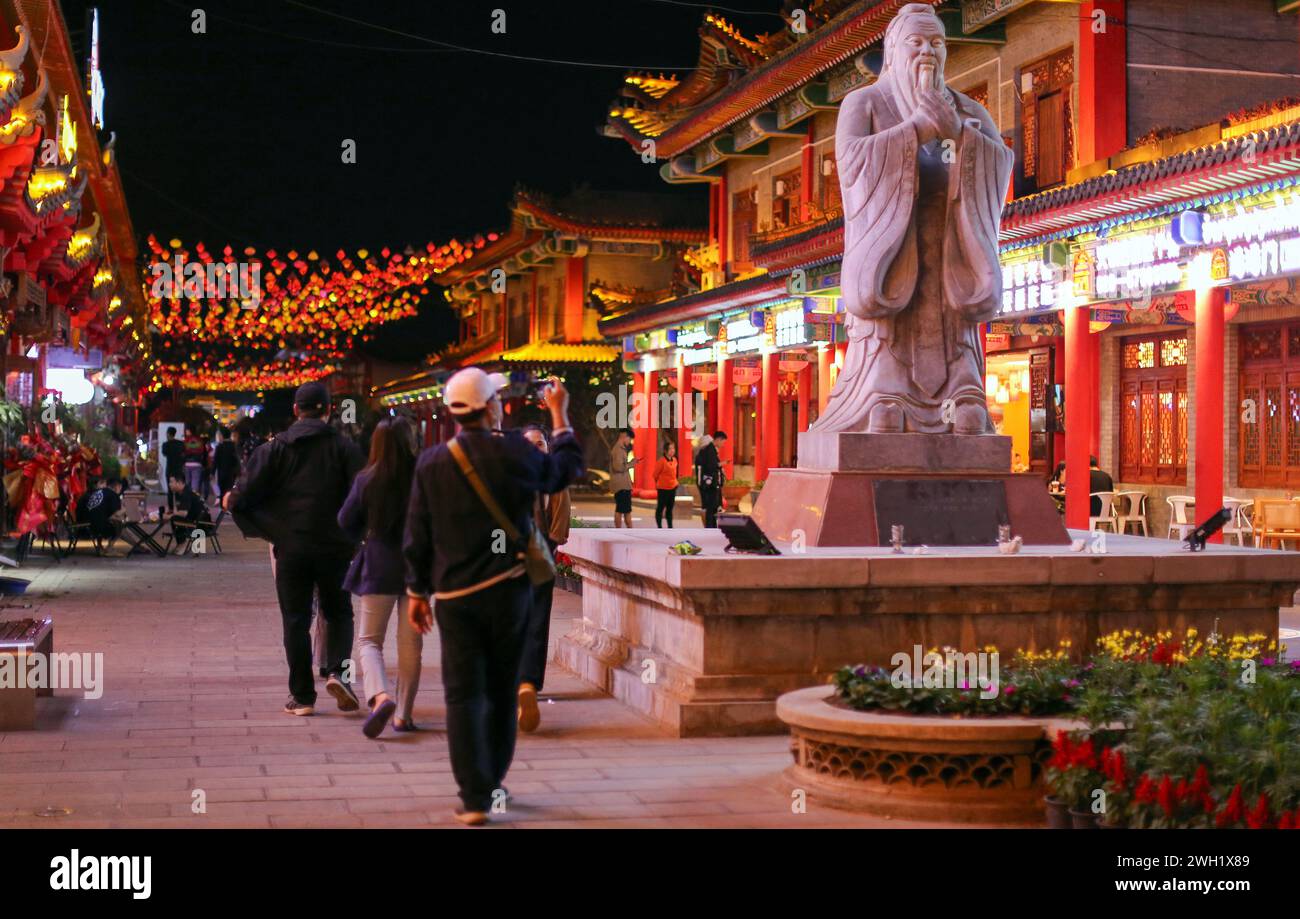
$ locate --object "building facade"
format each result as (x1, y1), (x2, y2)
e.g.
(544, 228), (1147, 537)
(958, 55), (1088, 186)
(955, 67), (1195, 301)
(599, 0), (1300, 535)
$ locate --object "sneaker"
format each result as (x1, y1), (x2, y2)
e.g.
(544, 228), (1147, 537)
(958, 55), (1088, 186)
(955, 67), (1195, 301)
(326, 676), (360, 712)
(362, 697), (397, 739)
(517, 682), (540, 733)
(283, 698), (314, 716)
(453, 808), (488, 826)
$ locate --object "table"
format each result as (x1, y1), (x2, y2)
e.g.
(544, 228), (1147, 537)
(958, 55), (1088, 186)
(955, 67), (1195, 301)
(122, 519), (168, 557)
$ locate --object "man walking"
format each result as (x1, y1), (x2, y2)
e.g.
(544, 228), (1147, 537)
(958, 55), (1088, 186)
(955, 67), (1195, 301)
(160, 426), (185, 511)
(404, 368), (583, 826)
(695, 431), (727, 527)
(214, 428), (240, 499)
(225, 381), (364, 716)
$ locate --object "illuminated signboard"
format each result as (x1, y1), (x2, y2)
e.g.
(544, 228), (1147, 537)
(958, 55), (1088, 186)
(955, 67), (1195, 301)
(87, 8), (105, 130)
(1092, 228), (1184, 301)
(1202, 193), (1300, 283)
(1000, 257), (1063, 315)
(773, 305), (808, 348)
(724, 315), (764, 355)
(676, 325), (711, 349)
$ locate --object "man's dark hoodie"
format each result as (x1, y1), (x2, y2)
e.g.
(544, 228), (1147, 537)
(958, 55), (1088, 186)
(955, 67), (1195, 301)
(227, 418), (364, 555)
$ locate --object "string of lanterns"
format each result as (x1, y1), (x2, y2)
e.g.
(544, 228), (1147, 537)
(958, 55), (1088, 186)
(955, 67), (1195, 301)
(146, 231), (500, 392)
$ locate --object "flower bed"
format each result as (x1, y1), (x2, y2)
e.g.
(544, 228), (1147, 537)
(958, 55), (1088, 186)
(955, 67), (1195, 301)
(1046, 629), (1300, 829)
(781, 628), (1300, 827)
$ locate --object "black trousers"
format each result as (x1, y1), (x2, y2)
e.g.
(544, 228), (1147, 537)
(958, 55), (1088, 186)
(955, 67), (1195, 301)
(699, 485), (721, 527)
(436, 575), (531, 812)
(655, 489), (675, 527)
(518, 578), (555, 692)
(273, 547), (355, 704)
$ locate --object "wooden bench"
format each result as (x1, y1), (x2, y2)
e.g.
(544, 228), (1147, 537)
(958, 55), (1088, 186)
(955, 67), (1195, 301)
(0, 617), (54, 730)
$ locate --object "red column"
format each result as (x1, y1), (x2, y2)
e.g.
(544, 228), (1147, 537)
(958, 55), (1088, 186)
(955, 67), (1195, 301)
(1053, 335), (1067, 470)
(528, 271), (539, 343)
(1064, 306), (1096, 530)
(676, 360), (693, 477)
(800, 123), (815, 221)
(716, 356), (734, 479)
(817, 344), (833, 414)
(796, 361), (811, 433)
(563, 256), (585, 343)
(757, 351), (779, 482)
(1078, 1), (1128, 164)
(1090, 331), (1102, 460)
(717, 174), (729, 280)
(1194, 287), (1225, 542)
(633, 371), (656, 499)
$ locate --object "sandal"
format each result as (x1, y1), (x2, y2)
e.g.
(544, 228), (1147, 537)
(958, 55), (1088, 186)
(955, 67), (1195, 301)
(392, 718), (420, 732)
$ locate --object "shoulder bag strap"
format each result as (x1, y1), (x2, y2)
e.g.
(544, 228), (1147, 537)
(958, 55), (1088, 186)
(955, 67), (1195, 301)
(448, 436), (522, 542)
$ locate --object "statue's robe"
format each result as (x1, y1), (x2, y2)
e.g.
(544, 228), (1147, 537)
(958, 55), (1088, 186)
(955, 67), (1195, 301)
(813, 72), (1013, 434)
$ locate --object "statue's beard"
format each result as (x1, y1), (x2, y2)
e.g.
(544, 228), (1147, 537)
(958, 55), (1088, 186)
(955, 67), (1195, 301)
(891, 53), (944, 113)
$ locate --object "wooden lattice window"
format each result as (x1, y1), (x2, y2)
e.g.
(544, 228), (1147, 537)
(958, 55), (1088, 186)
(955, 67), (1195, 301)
(1119, 331), (1188, 485)
(772, 168), (802, 229)
(963, 82), (989, 111)
(1020, 48), (1074, 191)
(819, 152), (841, 215)
(732, 187), (756, 272)
(1239, 322), (1300, 488)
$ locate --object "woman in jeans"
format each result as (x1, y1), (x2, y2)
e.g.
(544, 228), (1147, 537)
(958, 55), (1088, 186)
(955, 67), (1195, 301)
(338, 417), (422, 738)
(654, 441), (678, 527)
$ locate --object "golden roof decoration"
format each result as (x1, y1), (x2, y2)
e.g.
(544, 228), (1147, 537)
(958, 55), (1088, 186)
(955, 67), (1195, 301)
(0, 25), (29, 74)
(0, 67), (47, 144)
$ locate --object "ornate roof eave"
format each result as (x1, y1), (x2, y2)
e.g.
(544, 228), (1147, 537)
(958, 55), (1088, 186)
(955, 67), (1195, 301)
(1000, 121), (1300, 248)
(0, 24), (30, 73)
(599, 273), (787, 338)
(0, 67), (47, 144)
(608, 0), (917, 160)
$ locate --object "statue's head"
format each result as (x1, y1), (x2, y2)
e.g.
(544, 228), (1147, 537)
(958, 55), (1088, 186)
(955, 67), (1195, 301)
(882, 3), (947, 110)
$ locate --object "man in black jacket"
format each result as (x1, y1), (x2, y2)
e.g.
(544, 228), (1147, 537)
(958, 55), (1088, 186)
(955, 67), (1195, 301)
(694, 431), (727, 527)
(404, 368), (583, 825)
(224, 382), (365, 716)
(213, 428), (240, 498)
(160, 426), (185, 511)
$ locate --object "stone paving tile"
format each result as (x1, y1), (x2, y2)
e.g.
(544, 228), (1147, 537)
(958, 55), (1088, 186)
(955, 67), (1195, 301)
(0, 523), (961, 829)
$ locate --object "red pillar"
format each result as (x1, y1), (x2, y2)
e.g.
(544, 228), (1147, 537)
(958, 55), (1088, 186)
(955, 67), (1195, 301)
(1078, 1), (1128, 164)
(563, 256), (585, 343)
(796, 361), (811, 433)
(633, 371), (656, 499)
(1064, 307), (1096, 530)
(716, 356), (734, 479)
(817, 344), (833, 414)
(676, 360), (693, 477)
(1053, 334), (1067, 471)
(717, 174), (729, 279)
(1194, 287), (1225, 542)
(1090, 331), (1102, 460)
(757, 351), (779, 482)
(528, 271), (539, 343)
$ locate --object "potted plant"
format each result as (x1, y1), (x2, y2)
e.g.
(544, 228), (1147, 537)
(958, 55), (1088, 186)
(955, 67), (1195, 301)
(721, 478), (751, 510)
(678, 474), (699, 507)
(1046, 731), (1105, 828)
(749, 479), (765, 508)
(554, 551), (582, 595)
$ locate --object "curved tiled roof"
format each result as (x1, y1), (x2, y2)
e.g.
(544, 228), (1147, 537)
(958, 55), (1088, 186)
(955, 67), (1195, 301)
(1001, 122), (1300, 245)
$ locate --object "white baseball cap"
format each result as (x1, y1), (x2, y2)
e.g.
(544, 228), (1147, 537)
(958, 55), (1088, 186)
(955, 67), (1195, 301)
(444, 367), (509, 415)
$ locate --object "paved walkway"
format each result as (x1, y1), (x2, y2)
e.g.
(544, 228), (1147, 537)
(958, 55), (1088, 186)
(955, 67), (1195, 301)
(0, 522), (904, 829)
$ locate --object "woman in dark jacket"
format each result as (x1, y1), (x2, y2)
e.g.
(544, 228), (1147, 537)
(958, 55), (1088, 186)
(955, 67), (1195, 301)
(338, 417), (422, 738)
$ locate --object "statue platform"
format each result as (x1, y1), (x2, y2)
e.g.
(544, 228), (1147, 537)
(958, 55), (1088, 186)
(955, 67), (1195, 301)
(749, 431), (1069, 547)
(556, 528), (1298, 736)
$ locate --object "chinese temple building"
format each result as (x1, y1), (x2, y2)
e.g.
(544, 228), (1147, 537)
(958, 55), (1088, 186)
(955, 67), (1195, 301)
(371, 187), (705, 448)
(0, 2), (145, 426)
(600, 0), (1300, 535)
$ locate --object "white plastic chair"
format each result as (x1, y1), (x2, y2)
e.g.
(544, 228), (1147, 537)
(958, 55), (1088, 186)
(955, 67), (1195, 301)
(1089, 491), (1116, 532)
(1112, 490), (1149, 536)
(1221, 498), (1253, 547)
(1166, 495), (1196, 540)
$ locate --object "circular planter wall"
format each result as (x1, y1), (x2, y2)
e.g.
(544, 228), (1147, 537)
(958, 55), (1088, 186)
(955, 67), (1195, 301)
(778, 685), (1073, 825)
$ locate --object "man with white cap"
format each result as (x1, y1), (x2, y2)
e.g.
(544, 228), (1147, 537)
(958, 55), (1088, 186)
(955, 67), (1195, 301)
(404, 367), (584, 825)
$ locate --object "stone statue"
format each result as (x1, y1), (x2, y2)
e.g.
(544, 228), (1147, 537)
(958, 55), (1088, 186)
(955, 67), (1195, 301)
(813, 3), (1012, 436)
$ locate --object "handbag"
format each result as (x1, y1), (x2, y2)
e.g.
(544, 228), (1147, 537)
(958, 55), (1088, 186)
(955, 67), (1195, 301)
(448, 436), (555, 586)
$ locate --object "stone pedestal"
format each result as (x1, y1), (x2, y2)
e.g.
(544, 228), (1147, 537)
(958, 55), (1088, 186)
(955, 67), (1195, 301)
(796, 431), (1012, 473)
(556, 528), (1299, 736)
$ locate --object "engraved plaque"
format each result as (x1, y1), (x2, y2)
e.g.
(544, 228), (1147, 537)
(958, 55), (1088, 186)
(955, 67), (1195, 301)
(872, 479), (1010, 546)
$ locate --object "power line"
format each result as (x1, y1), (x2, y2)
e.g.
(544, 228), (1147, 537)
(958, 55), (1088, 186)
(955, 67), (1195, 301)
(279, 0), (703, 71)
(639, 0), (784, 17)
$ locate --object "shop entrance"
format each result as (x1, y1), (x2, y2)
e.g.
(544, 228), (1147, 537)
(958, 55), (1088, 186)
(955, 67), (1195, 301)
(986, 346), (1055, 476)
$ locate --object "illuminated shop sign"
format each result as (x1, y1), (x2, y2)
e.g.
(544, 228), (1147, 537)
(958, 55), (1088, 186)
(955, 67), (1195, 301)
(1000, 257), (1063, 315)
(773, 305), (808, 348)
(676, 325), (711, 348)
(681, 345), (718, 366)
(87, 8), (105, 129)
(1202, 193), (1300, 282)
(724, 315), (764, 355)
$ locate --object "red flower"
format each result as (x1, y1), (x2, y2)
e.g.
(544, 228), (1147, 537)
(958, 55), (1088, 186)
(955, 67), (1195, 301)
(1158, 776), (1178, 817)
(1049, 731), (1074, 771)
(1188, 765), (1214, 814)
(1216, 785), (1245, 828)
(1246, 793), (1272, 830)
(1280, 812), (1295, 830)
(1135, 774), (1158, 805)
(1071, 738), (1098, 771)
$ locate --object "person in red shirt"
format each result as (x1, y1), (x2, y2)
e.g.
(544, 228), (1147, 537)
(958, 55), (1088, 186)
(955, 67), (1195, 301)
(654, 441), (679, 528)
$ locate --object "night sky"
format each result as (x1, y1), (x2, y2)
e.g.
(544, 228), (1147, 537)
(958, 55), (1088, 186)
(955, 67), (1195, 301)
(60, 0), (783, 362)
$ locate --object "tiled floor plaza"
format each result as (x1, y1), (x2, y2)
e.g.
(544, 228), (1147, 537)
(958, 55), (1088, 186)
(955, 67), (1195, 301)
(0, 518), (930, 829)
